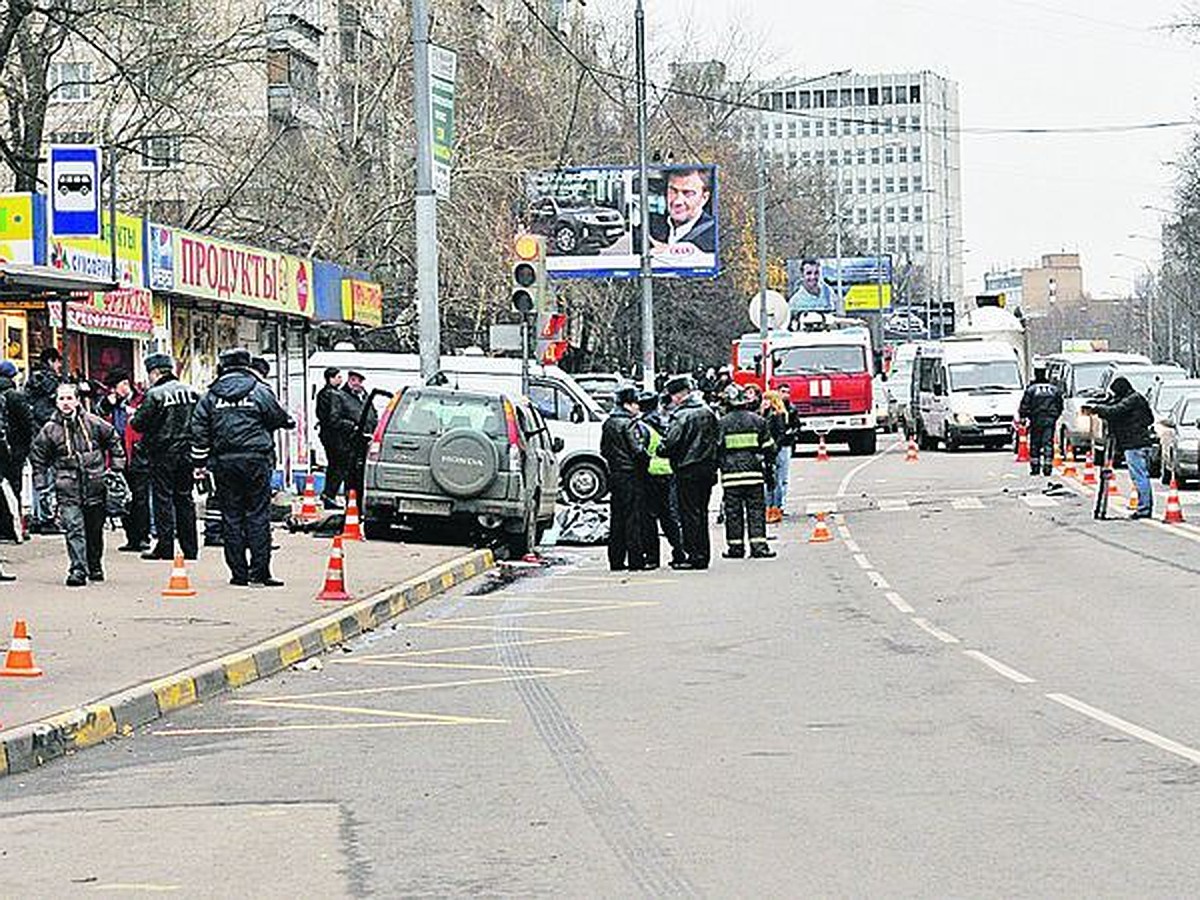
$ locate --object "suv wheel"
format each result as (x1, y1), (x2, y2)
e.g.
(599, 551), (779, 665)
(553, 224), (578, 254)
(562, 459), (607, 503)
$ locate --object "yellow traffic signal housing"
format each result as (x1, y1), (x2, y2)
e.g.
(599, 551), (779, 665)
(511, 233), (547, 314)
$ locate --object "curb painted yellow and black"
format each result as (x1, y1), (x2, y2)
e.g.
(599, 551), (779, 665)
(0, 547), (496, 778)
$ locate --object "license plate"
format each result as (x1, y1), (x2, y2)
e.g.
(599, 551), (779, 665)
(395, 498), (452, 516)
(805, 417), (840, 432)
(983, 425), (1010, 433)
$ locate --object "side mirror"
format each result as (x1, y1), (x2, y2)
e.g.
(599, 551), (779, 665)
(569, 404), (585, 424)
(551, 436), (565, 453)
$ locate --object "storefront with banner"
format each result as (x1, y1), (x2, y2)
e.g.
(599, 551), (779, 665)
(0, 194), (48, 373)
(146, 222), (317, 479)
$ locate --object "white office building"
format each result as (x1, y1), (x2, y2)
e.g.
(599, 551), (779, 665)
(740, 70), (963, 315)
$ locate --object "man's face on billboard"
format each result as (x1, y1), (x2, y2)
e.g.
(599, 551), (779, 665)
(802, 262), (821, 291)
(666, 172), (709, 226)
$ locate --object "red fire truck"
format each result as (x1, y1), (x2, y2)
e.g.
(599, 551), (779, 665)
(731, 313), (877, 455)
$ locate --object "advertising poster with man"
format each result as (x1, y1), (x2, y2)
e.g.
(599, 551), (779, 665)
(785, 256), (894, 325)
(522, 164), (719, 278)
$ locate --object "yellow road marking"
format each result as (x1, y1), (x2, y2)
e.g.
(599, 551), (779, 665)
(155, 720), (504, 736)
(232, 669), (585, 703)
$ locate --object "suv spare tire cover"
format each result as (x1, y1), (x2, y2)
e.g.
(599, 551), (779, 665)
(429, 428), (500, 497)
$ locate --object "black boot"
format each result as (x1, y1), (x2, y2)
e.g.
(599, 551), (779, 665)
(722, 546), (744, 559)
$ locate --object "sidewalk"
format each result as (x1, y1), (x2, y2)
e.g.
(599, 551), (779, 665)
(0, 524), (484, 738)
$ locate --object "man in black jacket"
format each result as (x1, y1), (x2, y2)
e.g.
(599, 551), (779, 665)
(0, 361), (30, 541)
(338, 370), (378, 502)
(315, 366), (345, 508)
(660, 374), (721, 569)
(717, 385), (776, 559)
(132, 354), (200, 560)
(601, 385), (648, 571)
(97, 367), (151, 552)
(30, 383), (126, 586)
(190, 348), (294, 587)
(1018, 363), (1064, 476)
(1084, 376), (1156, 519)
(638, 390), (684, 568)
(26, 347), (62, 532)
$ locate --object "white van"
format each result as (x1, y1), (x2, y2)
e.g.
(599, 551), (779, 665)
(883, 341), (923, 433)
(912, 340), (1024, 451)
(306, 351), (610, 502)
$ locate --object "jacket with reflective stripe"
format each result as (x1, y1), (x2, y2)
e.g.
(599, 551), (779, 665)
(717, 409), (775, 486)
(644, 422), (673, 476)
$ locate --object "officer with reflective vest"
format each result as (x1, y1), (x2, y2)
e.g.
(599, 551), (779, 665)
(717, 384), (776, 559)
(638, 390), (685, 568)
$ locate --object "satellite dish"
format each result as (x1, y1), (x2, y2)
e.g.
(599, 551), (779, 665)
(748, 291), (789, 330)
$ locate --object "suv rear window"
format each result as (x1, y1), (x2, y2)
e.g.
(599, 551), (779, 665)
(389, 391), (506, 438)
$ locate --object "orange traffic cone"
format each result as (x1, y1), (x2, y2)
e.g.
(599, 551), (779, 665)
(1081, 451), (1097, 486)
(1164, 478), (1185, 524)
(1052, 440), (1063, 471)
(905, 437), (919, 463)
(298, 472), (320, 522)
(1015, 424), (1031, 463)
(317, 535), (352, 601)
(1061, 445), (1078, 479)
(816, 436), (830, 463)
(809, 511), (834, 543)
(161, 553), (197, 598)
(1106, 472), (1120, 496)
(340, 489), (364, 541)
(1127, 483), (1139, 510)
(0, 619), (43, 677)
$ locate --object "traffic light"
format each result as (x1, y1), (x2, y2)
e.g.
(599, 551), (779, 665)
(511, 233), (546, 315)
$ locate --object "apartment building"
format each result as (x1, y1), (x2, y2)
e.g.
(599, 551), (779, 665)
(984, 252), (1085, 317)
(738, 70), (964, 309)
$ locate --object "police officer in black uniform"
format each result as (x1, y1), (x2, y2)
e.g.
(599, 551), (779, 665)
(132, 353), (200, 560)
(600, 384), (648, 571)
(717, 384), (776, 559)
(638, 390), (684, 568)
(337, 370), (378, 502)
(189, 348), (294, 587)
(660, 375), (721, 570)
(1018, 363), (1064, 477)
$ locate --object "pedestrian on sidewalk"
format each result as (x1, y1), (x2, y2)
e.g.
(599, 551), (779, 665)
(601, 384), (649, 571)
(0, 360), (31, 542)
(26, 347), (63, 534)
(338, 371), (377, 502)
(189, 348), (294, 587)
(97, 368), (151, 553)
(1018, 363), (1063, 477)
(638, 390), (684, 568)
(315, 366), (346, 508)
(660, 375), (720, 570)
(1082, 376), (1155, 520)
(717, 384), (776, 559)
(132, 354), (199, 560)
(30, 383), (126, 586)
(762, 388), (794, 522)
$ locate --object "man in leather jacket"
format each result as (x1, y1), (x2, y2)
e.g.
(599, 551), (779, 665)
(660, 375), (720, 569)
(600, 384), (648, 571)
(1084, 376), (1155, 519)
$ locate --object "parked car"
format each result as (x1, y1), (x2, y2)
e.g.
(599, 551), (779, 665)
(1158, 393), (1200, 486)
(527, 197), (625, 255)
(362, 386), (560, 554)
(1147, 379), (1200, 476)
(1049, 352), (1151, 452)
(572, 371), (623, 412)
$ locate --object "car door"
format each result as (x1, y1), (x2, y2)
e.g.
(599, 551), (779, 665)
(526, 406), (560, 520)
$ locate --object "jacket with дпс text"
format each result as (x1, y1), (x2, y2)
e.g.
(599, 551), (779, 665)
(189, 368), (294, 468)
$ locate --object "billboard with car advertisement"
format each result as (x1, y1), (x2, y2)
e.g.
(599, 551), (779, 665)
(522, 164), (718, 279)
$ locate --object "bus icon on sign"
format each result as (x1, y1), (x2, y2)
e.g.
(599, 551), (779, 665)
(56, 172), (92, 196)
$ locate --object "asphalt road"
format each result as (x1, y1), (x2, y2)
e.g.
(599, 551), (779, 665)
(5, 439), (1200, 896)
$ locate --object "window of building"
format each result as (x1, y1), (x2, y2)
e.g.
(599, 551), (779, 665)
(911, 113), (921, 129)
(48, 61), (93, 103)
(885, 236), (896, 252)
(814, 120), (824, 137)
(868, 86), (879, 105)
(885, 117), (894, 134)
(841, 120), (851, 136)
(856, 147), (867, 165)
(857, 207), (868, 225)
(826, 89), (839, 107)
(914, 234), (924, 252)
(899, 176), (909, 193)
(899, 206), (910, 223)
(912, 145), (922, 163)
(802, 151), (812, 164)
(884, 147), (894, 164)
(870, 119), (880, 135)
(899, 235), (910, 251)
(910, 85), (921, 103)
(840, 88), (852, 107)
(896, 115), (907, 132)
(914, 205), (924, 222)
(895, 85), (908, 104)
(885, 176), (894, 193)
(759, 93), (770, 109)
(139, 134), (182, 170)
(771, 91), (783, 110)
(857, 177), (867, 194)
(854, 88), (865, 106)
(842, 176), (853, 195)
(897, 146), (908, 163)
(774, 122), (783, 139)
(813, 91), (825, 109)
(814, 150), (825, 165)
(871, 177), (880, 193)
(856, 120), (866, 135)
(882, 86), (894, 104)
(788, 151), (798, 166)
(801, 120), (811, 137)
(828, 149), (837, 166)
(785, 91), (796, 110)
(798, 90), (811, 109)
(885, 207), (895, 224)
(870, 147), (880, 164)
(913, 174), (923, 192)
(787, 121), (797, 138)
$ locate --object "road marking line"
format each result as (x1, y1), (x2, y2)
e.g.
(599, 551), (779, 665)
(878, 499), (910, 511)
(806, 500), (839, 514)
(1021, 494), (1059, 508)
(962, 649), (1035, 683)
(844, 539), (862, 553)
(884, 591), (914, 613)
(910, 617), (960, 644)
(837, 440), (902, 497)
(519, 579), (677, 592)
(952, 496), (985, 510)
(353, 634), (618, 658)
(404, 624), (627, 636)
(836, 526), (853, 540)
(418, 601), (657, 624)
(230, 699), (499, 724)
(1046, 692), (1200, 765)
(853, 553), (872, 569)
(155, 720), (506, 736)
(867, 571), (890, 589)
(232, 669), (585, 703)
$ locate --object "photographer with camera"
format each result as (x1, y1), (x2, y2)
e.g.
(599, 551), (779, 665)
(1082, 375), (1155, 520)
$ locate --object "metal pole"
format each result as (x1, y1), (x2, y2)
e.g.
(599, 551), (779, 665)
(413, 0), (440, 382)
(635, 0), (655, 390)
(520, 315), (531, 397)
(756, 141), (768, 341)
(107, 144), (118, 288)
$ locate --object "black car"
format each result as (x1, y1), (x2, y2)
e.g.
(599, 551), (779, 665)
(527, 197), (625, 255)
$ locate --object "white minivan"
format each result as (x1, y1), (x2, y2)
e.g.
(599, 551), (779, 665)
(306, 351), (610, 502)
(912, 340), (1024, 451)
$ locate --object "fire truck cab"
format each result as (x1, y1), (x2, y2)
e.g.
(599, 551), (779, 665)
(732, 313), (877, 456)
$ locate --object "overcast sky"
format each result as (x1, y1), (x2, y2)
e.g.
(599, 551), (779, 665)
(594, 0), (1200, 298)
